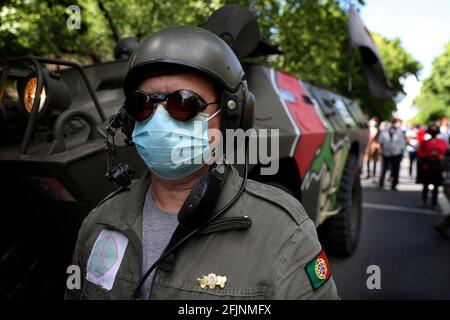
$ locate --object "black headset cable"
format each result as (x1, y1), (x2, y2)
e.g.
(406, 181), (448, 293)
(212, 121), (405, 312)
(133, 140), (249, 299)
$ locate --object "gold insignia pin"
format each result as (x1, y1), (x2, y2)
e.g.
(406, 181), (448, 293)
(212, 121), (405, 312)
(197, 273), (227, 289)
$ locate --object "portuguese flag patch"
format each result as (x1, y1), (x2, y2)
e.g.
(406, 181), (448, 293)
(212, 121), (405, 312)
(305, 250), (331, 290)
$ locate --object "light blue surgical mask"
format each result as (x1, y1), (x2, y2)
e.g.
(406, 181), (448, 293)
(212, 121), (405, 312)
(132, 105), (221, 180)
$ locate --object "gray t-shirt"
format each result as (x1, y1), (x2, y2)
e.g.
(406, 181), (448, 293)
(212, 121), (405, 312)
(378, 126), (405, 157)
(141, 187), (179, 299)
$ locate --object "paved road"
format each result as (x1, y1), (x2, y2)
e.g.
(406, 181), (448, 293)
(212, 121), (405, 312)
(329, 160), (450, 299)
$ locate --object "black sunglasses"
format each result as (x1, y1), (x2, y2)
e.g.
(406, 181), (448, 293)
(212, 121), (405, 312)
(124, 89), (218, 122)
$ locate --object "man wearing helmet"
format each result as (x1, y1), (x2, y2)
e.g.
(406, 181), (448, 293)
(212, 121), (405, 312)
(65, 26), (339, 300)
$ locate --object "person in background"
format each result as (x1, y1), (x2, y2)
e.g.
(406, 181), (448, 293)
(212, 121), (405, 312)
(405, 125), (420, 177)
(417, 125), (427, 145)
(417, 124), (448, 207)
(397, 119), (406, 133)
(438, 122), (449, 148)
(378, 117), (406, 191)
(435, 134), (450, 238)
(365, 117), (380, 179)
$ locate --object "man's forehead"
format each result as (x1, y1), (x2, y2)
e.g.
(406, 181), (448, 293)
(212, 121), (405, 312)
(137, 72), (215, 92)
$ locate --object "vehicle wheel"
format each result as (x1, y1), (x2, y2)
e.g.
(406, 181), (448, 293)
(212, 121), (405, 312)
(319, 153), (362, 257)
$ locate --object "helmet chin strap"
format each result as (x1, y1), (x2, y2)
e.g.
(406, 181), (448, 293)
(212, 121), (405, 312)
(206, 109), (221, 121)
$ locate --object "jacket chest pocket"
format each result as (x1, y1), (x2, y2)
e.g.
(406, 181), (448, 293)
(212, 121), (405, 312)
(81, 280), (111, 300)
(81, 271), (139, 300)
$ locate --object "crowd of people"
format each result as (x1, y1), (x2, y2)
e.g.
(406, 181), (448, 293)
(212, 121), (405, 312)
(364, 116), (450, 238)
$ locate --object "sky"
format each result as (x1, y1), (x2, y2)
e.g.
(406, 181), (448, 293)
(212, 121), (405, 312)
(360, 0), (450, 122)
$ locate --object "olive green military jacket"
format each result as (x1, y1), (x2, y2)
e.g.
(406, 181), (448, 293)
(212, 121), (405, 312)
(65, 167), (339, 300)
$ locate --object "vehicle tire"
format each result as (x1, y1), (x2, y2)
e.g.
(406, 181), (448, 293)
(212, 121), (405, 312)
(319, 153), (362, 257)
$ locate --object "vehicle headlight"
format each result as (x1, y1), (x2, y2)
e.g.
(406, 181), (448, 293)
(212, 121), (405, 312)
(23, 77), (47, 113)
(19, 70), (71, 119)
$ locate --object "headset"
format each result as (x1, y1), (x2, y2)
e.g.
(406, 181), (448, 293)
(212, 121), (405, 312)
(104, 71), (255, 300)
(219, 78), (255, 134)
(105, 107), (136, 187)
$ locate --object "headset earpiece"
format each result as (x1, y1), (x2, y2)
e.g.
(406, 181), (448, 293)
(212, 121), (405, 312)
(220, 89), (239, 131)
(240, 81), (255, 131)
(220, 79), (255, 132)
(117, 107), (135, 144)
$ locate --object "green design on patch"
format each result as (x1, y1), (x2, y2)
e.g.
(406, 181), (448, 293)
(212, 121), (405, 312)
(89, 236), (118, 277)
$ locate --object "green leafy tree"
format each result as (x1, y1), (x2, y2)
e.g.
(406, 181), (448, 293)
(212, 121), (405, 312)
(413, 42), (450, 124)
(0, 0), (420, 119)
(350, 34), (422, 120)
(0, 0), (222, 62)
(240, 0), (421, 120)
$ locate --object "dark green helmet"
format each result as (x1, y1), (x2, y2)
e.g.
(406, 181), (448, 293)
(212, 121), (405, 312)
(123, 25), (255, 132)
(123, 25), (244, 96)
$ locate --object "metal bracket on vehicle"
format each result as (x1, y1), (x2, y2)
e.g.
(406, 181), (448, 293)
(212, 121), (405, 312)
(50, 109), (102, 155)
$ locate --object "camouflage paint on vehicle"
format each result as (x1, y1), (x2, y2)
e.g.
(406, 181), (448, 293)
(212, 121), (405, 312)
(270, 69), (354, 223)
(304, 134), (350, 207)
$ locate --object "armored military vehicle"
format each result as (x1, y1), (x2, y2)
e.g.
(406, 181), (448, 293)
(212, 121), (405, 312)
(0, 5), (390, 298)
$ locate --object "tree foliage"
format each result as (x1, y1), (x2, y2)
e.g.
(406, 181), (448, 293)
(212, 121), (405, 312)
(353, 34), (422, 120)
(0, 0), (420, 119)
(413, 42), (450, 124)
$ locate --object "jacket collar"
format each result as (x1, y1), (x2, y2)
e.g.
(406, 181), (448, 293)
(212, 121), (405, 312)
(96, 165), (251, 243)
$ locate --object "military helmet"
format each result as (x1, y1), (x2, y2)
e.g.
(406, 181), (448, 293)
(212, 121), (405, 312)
(114, 37), (140, 60)
(123, 25), (255, 131)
